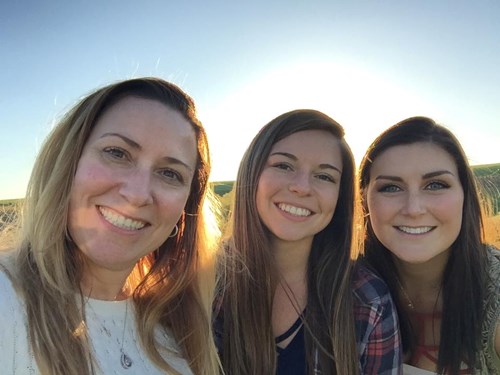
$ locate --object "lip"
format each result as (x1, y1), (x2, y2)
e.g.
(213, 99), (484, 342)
(394, 225), (436, 235)
(97, 205), (150, 231)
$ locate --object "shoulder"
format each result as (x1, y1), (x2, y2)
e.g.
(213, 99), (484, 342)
(0, 263), (29, 373)
(485, 245), (500, 299)
(352, 263), (392, 306)
(0, 267), (26, 330)
(484, 244), (500, 308)
(486, 245), (500, 273)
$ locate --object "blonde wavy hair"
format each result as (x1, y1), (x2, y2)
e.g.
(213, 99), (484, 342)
(2, 77), (221, 375)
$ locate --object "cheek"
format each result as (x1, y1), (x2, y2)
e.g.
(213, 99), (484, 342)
(255, 174), (273, 213)
(367, 194), (388, 222)
(156, 190), (191, 223)
(324, 189), (339, 217)
(437, 193), (464, 228)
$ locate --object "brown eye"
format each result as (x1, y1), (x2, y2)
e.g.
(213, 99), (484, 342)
(103, 147), (127, 159)
(158, 168), (184, 184)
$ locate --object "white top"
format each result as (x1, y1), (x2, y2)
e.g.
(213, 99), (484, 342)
(403, 364), (437, 374)
(0, 270), (193, 374)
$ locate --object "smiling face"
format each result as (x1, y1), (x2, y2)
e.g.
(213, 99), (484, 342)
(68, 96), (197, 282)
(366, 142), (464, 265)
(256, 129), (342, 248)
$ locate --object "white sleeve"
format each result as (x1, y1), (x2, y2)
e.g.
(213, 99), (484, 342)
(0, 270), (36, 373)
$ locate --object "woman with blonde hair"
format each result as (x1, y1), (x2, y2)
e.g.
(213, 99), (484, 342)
(0, 77), (220, 375)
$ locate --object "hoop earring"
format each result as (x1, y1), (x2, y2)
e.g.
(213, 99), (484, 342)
(168, 224), (179, 238)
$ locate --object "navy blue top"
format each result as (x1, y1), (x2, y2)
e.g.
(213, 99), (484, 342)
(275, 316), (306, 375)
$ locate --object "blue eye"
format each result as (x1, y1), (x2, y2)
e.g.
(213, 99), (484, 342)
(426, 181), (449, 190)
(378, 184), (401, 193)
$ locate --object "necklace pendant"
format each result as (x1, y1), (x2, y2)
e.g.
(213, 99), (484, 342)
(120, 351), (133, 369)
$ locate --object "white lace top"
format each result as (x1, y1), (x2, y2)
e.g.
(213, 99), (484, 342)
(0, 270), (193, 374)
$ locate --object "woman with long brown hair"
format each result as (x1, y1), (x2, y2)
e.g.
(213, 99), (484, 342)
(215, 109), (402, 374)
(359, 116), (500, 374)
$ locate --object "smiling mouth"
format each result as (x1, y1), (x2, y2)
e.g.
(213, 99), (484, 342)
(395, 226), (435, 235)
(277, 203), (312, 217)
(98, 206), (147, 230)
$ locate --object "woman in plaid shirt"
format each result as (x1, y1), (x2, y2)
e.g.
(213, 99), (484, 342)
(215, 109), (402, 374)
(359, 117), (500, 374)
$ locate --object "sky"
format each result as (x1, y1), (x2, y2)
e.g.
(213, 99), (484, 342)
(1, 0), (499, 200)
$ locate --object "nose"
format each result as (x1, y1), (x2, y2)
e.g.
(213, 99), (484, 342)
(401, 191), (426, 216)
(288, 171), (312, 195)
(119, 169), (154, 207)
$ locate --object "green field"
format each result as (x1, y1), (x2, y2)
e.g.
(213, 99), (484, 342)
(473, 163), (500, 214)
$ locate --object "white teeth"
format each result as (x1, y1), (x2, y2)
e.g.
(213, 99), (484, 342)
(278, 203), (311, 217)
(397, 226), (433, 234)
(99, 207), (146, 230)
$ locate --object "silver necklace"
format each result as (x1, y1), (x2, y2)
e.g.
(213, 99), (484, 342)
(395, 277), (415, 310)
(119, 302), (133, 369)
(87, 299), (133, 369)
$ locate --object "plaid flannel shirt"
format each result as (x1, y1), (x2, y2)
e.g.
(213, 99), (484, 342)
(353, 264), (403, 374)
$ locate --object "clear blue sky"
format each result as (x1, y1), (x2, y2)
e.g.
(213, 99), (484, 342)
(1, 0), (499, 199)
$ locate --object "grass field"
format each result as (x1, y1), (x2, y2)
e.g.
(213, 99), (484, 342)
(485, 215), (500, 248)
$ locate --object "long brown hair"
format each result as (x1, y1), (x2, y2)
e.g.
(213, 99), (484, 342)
(8, 77), (220, 375)
(219, 109), (358, 374)
(359, 116), (489, 374)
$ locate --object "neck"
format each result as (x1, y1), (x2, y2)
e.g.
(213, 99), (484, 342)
(81, 266), (133, 301)
(272, 237), (311, 284)
(394, 250), (450, 312)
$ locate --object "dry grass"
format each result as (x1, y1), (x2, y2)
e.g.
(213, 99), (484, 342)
(484, 215), (500, 249)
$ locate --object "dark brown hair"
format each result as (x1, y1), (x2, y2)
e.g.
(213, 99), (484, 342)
(359, 116), (489, 374)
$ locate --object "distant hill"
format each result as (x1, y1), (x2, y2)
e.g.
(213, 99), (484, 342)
(210, 180), (234, 197)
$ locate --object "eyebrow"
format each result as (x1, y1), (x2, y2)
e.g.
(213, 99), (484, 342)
(100, 132), (194, 172)
(374, 170), (455, 182)
(270, 151), (342, 174)
(100, 132), (141, 149)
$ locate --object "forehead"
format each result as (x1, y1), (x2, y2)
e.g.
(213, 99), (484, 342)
(88, 96), (197, 161)
(91, 96), (194, 136)
(271, 130), (341, 159)
(372, 142), (458, 175)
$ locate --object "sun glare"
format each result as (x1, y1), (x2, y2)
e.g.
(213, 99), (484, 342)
(200, 61), (444, 182)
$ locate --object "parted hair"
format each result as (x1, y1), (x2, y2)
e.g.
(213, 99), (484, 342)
(359, 116), (489, 374)
(4, 77), (220, 375)
(219, 109), (359, 374)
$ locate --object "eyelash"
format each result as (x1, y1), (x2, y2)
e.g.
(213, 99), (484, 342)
(103, 147), (128, 160)
(378, 184), (401, 193)
(273, 162), (292, 171)
(103, 147), (185, 184)
(271, 162), (336, 183)
(425, 181), (450, 190)
(378, 180), (450, 193)
(158, 169), (184, 184)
